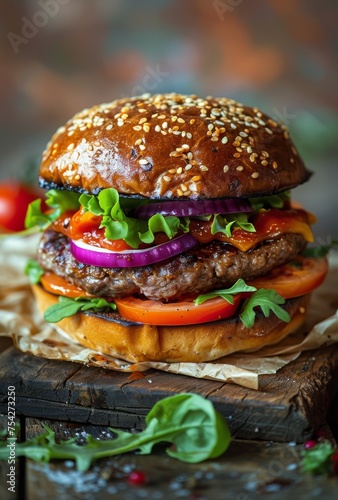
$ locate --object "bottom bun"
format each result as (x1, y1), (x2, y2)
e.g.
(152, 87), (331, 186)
(32, 284), (310, 363)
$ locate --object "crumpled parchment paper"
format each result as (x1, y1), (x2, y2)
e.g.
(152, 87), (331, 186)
(1, 233), (338, 389)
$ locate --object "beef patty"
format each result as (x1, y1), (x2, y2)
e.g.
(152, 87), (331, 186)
(37, 229), (307, 301)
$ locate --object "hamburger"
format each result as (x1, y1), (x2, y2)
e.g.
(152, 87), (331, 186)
(25, 93), (328, 363)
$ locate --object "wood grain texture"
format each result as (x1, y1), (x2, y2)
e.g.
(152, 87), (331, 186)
(24, 418), (338, 500)
(1, 344), (338, 442)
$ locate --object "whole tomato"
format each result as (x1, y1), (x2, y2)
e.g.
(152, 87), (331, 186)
(0, 180), (42, 232)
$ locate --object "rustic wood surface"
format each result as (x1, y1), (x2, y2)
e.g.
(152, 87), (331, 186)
(1, 416), (337, 500)
(1, 342), (338, 443)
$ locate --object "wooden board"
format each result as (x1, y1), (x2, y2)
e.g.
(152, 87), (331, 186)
(1, 344), (338, 443)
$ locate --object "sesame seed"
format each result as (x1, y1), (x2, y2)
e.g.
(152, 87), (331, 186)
(139, 117), (147, 124)
(250, 154), (256, 162)
(168, 168), (176, 174)
(177, 117), (185, 123)
(121, 113), (128, 120)
(233, 153), (241, 158)
(133, 125), (142, 131)
(236, 166), (244, 171)
(134, 139), (142, 146)
(177, 189), (184, 196)
(265, 127), (273, 135)
(291, 146), (298, 155)
(247, 146), (252, 153)
(151, 113), (158, 118)
(239, 131), (248, 137)
(163, 176), (171, 182)
(74, 174), (81, 180)
(139, 144), (145, 150)
(67, 143), (74, 151)
(162, 121), (168, 129)
(230, 123), (237, 129)
(68, 130), (74, 137)
(251, 172), (259, 178)
(223, 165), (229, 172)
(208, 124), (214, 131)
(233, 141), (241, 147)
(106, 124), (113, 130)
(192, 175), (201, 181)
(221, 136), (228, 144)
(158, 114), (166, 119)
(139, 159), (149, 165)
(261, 160), (268, 166)
(181, 184), (188, 191)
(185, 164), (192, 170)
(211, 137), (218, 142)
(182, 144), (190, 150)
(155, 125), (161, 132)
(143, 124), (150, 132)
(117, 120), (124, 127)
(187, 132), (193, 139)
(161, 130), (167, 135)
(272, 161), (278, 169)
(138, 109), (147, 113)
(200, 165), (209, 171)
(88, 144), (94, 151)
(190, 119), (195, 124)
(177, 167), (183, 174)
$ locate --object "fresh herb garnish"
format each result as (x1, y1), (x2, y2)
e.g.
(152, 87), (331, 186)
(194, 279), (290, 329)
(0, 393), (231, 470)
(211, 213), (256, 238)
(239, 289), (290, 328)
(44, 296), (117, 323)
(25, 259), (44, 284)
(25, 190), (80, 229)
(194, 279), (256, 306)
(300, 441), (335, 475)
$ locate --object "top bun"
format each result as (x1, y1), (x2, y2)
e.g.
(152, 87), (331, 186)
(39, 93), (311, 199)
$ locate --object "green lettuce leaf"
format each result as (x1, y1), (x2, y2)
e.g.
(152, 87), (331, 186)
(80, 188), (190, 248)
(249, 191), (290, 211)
(211, 213), (256, 238)
(25, 190), (80, 229)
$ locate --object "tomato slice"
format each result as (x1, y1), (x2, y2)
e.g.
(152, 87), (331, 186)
(248, 256), (328, 299)
(41, 272), (94, 298)
(114, 294), (242, 326)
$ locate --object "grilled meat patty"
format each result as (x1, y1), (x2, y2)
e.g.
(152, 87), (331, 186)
(37, 229), (307, 301)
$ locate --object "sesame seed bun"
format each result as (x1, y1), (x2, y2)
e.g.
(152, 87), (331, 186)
(32, 284), (310, 363)
(39, 93), (311, 199)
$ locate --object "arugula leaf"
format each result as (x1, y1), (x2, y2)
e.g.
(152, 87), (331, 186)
(194, 279), (257, 306)
(44, 296), (116, 323)
(25, 259), (44, 284)
(211, 213), (255, 238)
(25, 190), (80, 229)
(302, 239), (338, 258)
(240, 289), (290, 328)
(79, 188), (190, 248)
(300, 441), (335, 475)
(249, 191), (290, 211)
(0, 394), (231, 470)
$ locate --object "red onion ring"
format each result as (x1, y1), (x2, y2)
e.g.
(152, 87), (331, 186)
(133, 198), (253, 218)
(70, 234), (199, 268)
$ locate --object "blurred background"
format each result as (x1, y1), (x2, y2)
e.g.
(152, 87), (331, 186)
(1, 0), (337, 240)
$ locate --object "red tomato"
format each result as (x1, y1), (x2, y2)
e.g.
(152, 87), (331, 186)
(0, 181), (42, 232)
(41, 272), (94, 299)
(114, 294), (242, 326)
(248, 256), (328, 299)
(68, 209), (133, 251)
